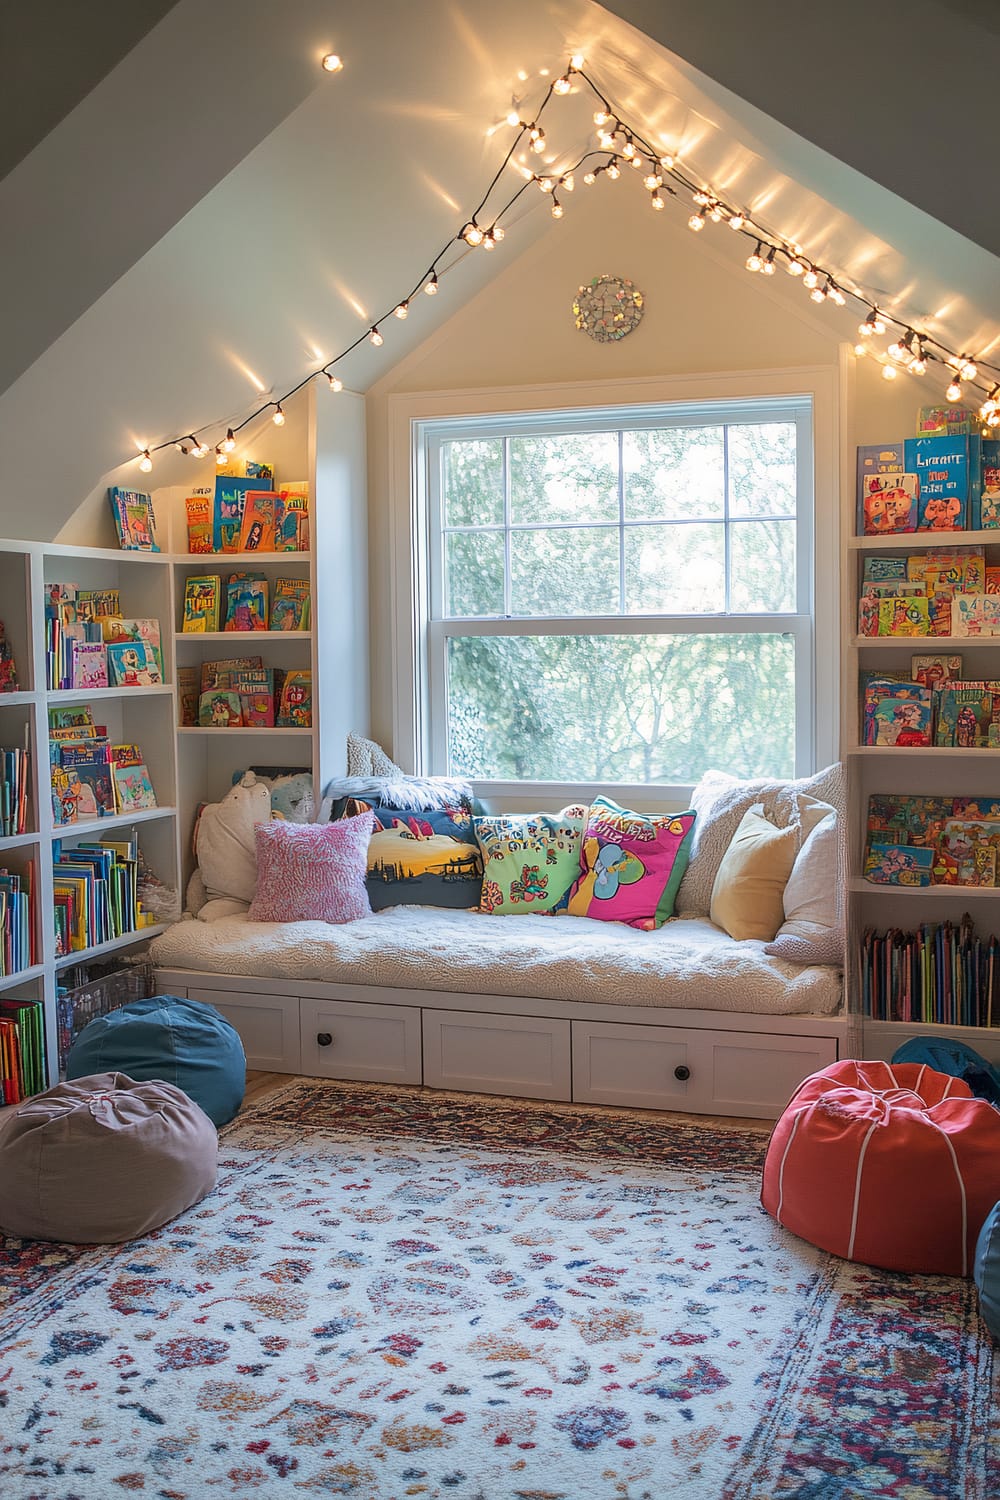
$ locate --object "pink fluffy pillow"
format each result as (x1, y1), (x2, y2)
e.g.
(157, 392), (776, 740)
(248, 811), (374, 924)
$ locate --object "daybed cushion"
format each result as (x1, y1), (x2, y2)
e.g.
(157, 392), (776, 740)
(149, 906), (842, 1016)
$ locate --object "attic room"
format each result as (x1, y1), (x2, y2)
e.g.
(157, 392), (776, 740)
(2, 2), (1000, 1496)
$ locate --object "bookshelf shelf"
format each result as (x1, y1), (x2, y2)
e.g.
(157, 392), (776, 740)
(0, 964), (46, 993)
(177, 726), (313, 736)
(0, 832), (41, 853)
(54, 806), (177, 836)
(47, 685), (175, 703)
(846, 529), (999, 552)
(0, 690), (38, 706)
(848, 878), (999, 900)
(175, 631), (313, 643)
(53, 926), (167, 971)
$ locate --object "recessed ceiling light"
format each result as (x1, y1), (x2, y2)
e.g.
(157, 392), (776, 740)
(321, 53), (343, 73)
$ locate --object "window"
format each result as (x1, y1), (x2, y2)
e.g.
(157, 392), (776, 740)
(406, 389), (828, 793)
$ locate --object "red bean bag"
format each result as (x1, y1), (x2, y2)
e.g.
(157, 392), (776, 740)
(761, 1059), (1000, 1276)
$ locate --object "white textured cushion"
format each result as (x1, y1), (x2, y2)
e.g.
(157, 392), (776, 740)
(675, 763), (845, 918)
(195, 774), (272, 905)
(765, 800), (844, 966)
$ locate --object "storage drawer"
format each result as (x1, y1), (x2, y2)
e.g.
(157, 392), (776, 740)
(300, 997), (422, 1084)
(423, 1009), (571, 1101)
(188, 986), (301, 1074)
(572, 1019), (838, 1119)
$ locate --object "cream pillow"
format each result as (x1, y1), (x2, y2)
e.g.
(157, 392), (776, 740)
(765, 801), (843, 966)
(710, 804), (801, 941)
(195, 774), (272, 905)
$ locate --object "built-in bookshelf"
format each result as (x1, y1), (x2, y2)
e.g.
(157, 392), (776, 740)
(843, 524), (1000, 1063)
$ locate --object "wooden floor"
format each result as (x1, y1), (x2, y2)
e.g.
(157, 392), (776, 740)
(242, 1070), (775, 1134)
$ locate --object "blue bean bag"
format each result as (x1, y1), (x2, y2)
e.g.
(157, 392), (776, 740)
(891, 1036), (1000, 1107)
(67, 995), (245, 1127)
(975, 1203), (1000, 1341)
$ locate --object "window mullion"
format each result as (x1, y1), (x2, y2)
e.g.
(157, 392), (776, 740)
(618, 428), (626, 614)
(503, 436), (512, 618)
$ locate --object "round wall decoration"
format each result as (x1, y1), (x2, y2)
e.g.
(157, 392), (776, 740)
(573, 274), (644, 342)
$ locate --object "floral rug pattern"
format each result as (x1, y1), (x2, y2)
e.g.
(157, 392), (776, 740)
(0, 1080), (997, 1499)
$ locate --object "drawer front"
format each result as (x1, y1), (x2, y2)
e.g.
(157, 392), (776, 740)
(423, 1010), (571, 1101)
(188, 986), (301, 1074)
(573, 1019), (838, 1119)
(300, 997), (422, 1084)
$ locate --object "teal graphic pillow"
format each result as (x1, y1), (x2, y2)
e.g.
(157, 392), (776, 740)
(567, 797), (696, 929)
(475, 806), (587, 915)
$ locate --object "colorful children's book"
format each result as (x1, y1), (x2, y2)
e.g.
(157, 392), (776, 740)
(177, 665), (200, 727)
(198, 690), (244, 727)
(934, 683), (1000, 747)
(107, 487), (159, 551)
(101, 617), (163, 677)
(224, 574), (269, 631)
(200, 656), (263, 693)
(952, 595), (1000, 637)
(862, 680), (932, 746)
(910, 654), (962, 688)
(244, 459), (274, 480)
(110, 744), (157, 812)
(981, 439), (1000, 530)
(269, 577), (311, 631)
(70, 641), (108, 690)
(856, 444), (904, 534)
(106, 641), (161, 687)
(904, 435), (982, 530)
(876, 597), (930, 636)
(916, 406), (980, 438)
(863, 842), (934, 886)
(238, 492), (279, 552)
(185, 489), (215, 554)
(862, 474), (919, 535)
(276, 669), (312, 728)
(0, 621), (19, 693)
(238, 689), (275, 727)
(214, 477), (266, 552)
(939, 820), (1000, 886)
(182, 575), (221, 633)
(276, 482), (310, 551)
(59, 755), (115, 819)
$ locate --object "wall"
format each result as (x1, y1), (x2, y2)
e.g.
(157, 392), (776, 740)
(365, 179), (927, 757)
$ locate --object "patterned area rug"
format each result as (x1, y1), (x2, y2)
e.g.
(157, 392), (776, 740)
(1, 1080), (997, 1500)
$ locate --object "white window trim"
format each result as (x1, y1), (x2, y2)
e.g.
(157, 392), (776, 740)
(387, 366), (840, 805)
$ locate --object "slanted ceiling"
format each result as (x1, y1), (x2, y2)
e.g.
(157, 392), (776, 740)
(1, 0), (998, 540)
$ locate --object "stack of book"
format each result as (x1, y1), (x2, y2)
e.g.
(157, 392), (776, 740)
(182, 573), (311, 633)
(857, 547), (998, 639)
(860, 660), (1000, 750)
(861, 917), (1000, 1026)
(52, 829), (141, 955)
(0, 619), (18, 691)
(863, 792), (1000, 888)
(185, 474), (310, 555)
(0, 866), (34, 978)
(45, 585), (162, 689)
(1, 739), (30, 835)
(49, 707), (157, 824)
(0, 994), (46, 1103)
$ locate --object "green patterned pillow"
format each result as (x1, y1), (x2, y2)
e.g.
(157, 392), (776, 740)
(474, 806), (586, 915)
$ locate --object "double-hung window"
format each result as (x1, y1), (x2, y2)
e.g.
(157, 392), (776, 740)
(414, 395), (819, 792)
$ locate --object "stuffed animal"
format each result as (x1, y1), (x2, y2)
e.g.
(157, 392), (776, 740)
(194, 773), (272, 908)
(267, 772), (315, 823)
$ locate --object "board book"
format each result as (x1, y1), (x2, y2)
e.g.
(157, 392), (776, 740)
(108, 487), (159, 551)
(185, 489), (214, 554)
(237, 492), (279, 552)
(269, 577), (311, 630)
(182, 575), (221, 632)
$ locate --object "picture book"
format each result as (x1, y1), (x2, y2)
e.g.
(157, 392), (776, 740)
(70, 641), (108, 691)
(108, 487), (159, 551)
(862, 680), (932, 746)
(276, 669), (312, 728)
(916, 406), (980, 438)
(856, 444), (903, 533)
(185, 489), (214, 554)
(939, 820), (1000, 886)
(934, 683), (1000, 747)
(987, 567), (1000, 595)
(276, 482), (309, 551)
(76, 588), (121, 621)
(909, 546), (986, 595)
(100, 617), (163, 676)
(981, 439), (1000, 529)
(177, 665), (200, 727)
(863, 842), (934, 886)
(951, 594), (1000, 637)
(213, 477), (264, 552)
(269, 577), (311, 631)
(110, 744), (157, 813)
(50, 765), (78, 826)
(59, 756), (115, 819)
(182, 575), (221, 632)
(0, 621), (18, 694)
(876, 596), (930, 636)
(200, 656), (263, 693)
(244, 459), (274, 480)
(863, 556), (909, 583)
(237, 491), (279, 552)
(866, 793), (955, 849)
(106, 640), (161, 687)
(904, 435), (982, 530)
(238, 690), (275, 727)
(862, 474), (918, 535)
(911, 654), (962, 687)
(198, 690), (244, 727)
(224, 574), (269, 632)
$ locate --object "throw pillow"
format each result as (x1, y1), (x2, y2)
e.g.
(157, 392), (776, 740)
(196, 773), (273, 904)
(710, 804), (800, 942)
(566, 797), (696, 930)
(366, 802), (482, 910)
(765, 797), (844, 965)
(248, 811), (374, 924)
(475, 806), (587, 915)
(675, 763), (845, 918)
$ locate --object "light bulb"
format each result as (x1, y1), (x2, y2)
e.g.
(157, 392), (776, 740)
(787, 259), (805, 277)
(539, 177), (554, 192)
(828, 282), (846, 306)
(369, 326), (383, 347)
(222, 428), (236, 452)
(593, 110), (609, 126)
(190, 440), (209, 458)
(761, 249), (776, 275)
(629, 154), (643, 170)
(463, 223), (483, 245)
(859, 317), (875, 337)
(872, 312), (886, 334)
(530, 136), (546, 153)
(597, 131), (615, 149)
(327, 374), (343, 392)
(321, 53), (343, 72)
(394, 301), (409, 318)
(622, 140), (635, 158)
(506, 110), (521, 128)
(708, 202), (723, 221)
(961, 359), (978, 380)
(643, 173), (661, 190)
(424, 273), (439, 295)
(583, 171), (596, 185)
(138, 449), (153, 472)
(481, 232), (495, 250)
(729, 213), (745, 231)
(688, 211), (706, 231)
(553, 74), (571, 94)
(216, 447), (227, 465)
(947, 378), (963, 401)
(550, 199), (563, 219)
(492, 223), (504, 241)
(802, 268), (819, 289)
(882, 364), (897, 380)
(745, 244), (762, 272)
(272, 404), (285, 426)
(887, 341), (904, 361)
(853, 343), (868, 357)
(659, 154), (674, 170)
(810, 285), (826, 303)
(570, 53), (585, 68)
(606, 160), (620, 180)
(650, 194), (664, 210)
(989, 410), (1000, 427)
(561, 173), (574, 191)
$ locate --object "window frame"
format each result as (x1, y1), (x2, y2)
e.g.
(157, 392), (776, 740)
(388, 368), (840, 810)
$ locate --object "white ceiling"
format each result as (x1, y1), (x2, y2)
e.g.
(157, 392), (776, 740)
(2, 0), (998, 540)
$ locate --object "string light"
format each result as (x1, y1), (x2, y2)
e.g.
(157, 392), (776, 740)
(321, 53), (343, 73)
(126, 54), (1000, 472)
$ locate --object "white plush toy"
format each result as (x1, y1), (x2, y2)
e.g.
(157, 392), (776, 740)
(194, 772), (272, 921)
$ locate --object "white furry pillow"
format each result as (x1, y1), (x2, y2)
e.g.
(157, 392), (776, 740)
(675, 763), (845, 919)
(195, 774), (272, 905)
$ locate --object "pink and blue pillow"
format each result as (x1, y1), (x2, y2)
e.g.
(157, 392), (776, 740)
(566, 797), (696, 930)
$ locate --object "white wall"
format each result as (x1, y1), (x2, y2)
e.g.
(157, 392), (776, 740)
(365, 179), (926, 756)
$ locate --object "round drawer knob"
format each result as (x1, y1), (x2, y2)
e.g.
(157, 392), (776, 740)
(317, 1032), (333, 1047)
(674, 1064), (691, 1082)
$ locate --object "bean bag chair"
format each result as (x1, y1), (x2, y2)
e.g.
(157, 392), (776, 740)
(974, 1202), (1000, 1340)
(67, 994), (245, 1127)
(891, 1036), (1000, 1107)
(761, 1059), (1000, 1276)
(0, 1072), (217, 1244)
